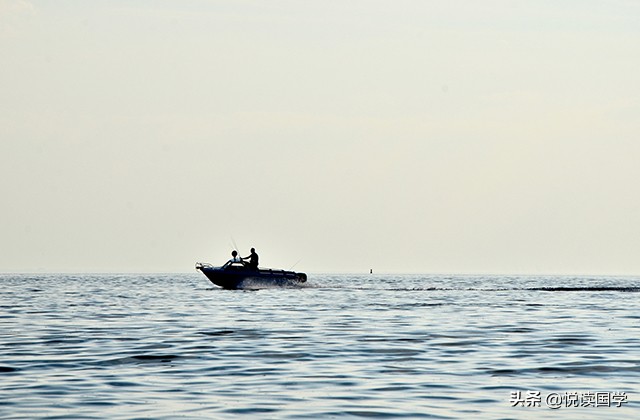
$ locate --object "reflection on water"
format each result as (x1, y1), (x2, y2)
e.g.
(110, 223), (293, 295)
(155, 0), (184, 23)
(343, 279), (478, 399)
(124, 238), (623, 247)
(0, 273), (638, 419)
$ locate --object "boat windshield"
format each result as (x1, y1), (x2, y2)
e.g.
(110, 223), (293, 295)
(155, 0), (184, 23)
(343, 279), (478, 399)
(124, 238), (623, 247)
(222, 261), (246, 269)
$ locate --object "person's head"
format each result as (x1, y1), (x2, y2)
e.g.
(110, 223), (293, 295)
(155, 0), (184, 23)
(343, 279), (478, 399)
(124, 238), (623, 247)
(231, 250), (238, 257)
(251, 248), (255, 253)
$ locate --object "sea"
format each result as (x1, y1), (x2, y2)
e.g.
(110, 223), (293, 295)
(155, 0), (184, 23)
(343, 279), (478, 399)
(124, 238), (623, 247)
(0, 273), (638, 419)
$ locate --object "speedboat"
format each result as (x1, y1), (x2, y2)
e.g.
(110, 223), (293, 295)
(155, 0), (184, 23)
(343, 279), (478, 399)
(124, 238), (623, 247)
(195, 262), (307, 290)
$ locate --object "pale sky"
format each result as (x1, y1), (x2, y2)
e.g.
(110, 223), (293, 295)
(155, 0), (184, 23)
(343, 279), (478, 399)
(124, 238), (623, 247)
(1, 0), (639, 274)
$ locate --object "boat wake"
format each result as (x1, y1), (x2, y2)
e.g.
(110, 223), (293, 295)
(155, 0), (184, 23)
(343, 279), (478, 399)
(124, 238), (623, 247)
(528, 286), (640, 292)
(315, 285), (640, 293)
(237, 278), (311, 290)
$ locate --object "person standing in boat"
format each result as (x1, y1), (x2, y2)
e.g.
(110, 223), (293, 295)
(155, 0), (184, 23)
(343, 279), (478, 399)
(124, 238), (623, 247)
(223, 250), (243, 268)
(243, 248), (259, 270)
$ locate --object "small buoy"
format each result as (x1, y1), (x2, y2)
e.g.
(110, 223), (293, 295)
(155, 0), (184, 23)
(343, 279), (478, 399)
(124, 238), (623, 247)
(370, 269), (373, 274)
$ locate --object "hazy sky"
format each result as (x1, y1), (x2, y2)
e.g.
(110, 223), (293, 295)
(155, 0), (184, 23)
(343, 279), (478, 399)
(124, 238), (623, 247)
(1, 0), (639, 274)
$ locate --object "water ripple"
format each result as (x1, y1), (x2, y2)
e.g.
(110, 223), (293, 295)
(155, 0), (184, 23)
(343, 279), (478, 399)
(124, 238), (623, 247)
(0, 273), (638, 419)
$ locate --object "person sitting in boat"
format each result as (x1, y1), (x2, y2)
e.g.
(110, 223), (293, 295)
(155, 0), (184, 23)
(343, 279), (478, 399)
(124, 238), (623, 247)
(243, 248), (259, 270)
(222, 250), (243, 268)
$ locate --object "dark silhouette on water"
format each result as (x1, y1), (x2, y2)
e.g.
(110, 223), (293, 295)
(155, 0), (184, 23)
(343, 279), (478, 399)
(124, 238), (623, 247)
(196, 248), (306, 289)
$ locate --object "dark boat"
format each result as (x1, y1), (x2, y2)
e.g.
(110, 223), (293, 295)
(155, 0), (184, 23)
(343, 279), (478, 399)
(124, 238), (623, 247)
(195, 262), (307, 290)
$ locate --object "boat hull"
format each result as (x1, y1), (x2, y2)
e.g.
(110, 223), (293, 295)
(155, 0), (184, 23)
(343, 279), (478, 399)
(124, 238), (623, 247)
(196, 263), (307, 290)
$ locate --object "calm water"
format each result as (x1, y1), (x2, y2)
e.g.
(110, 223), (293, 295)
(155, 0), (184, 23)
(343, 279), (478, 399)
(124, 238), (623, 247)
(0, 273), (638, 419)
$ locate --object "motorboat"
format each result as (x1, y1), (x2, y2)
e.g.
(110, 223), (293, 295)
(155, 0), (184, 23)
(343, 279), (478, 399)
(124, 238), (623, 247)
(195, 261), (307, 290)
